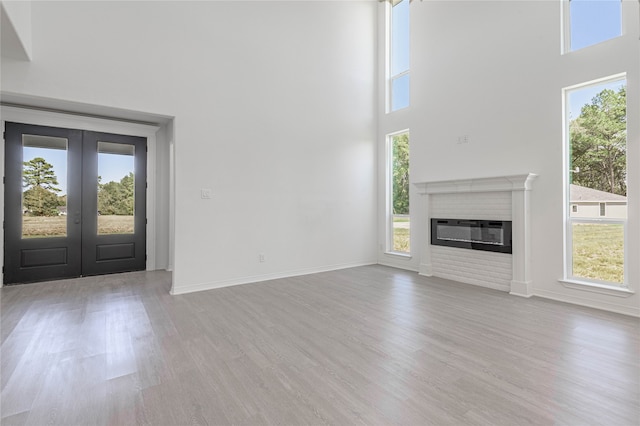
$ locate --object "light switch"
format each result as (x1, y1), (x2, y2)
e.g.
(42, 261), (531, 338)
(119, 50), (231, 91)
(201, 188), (212, 199)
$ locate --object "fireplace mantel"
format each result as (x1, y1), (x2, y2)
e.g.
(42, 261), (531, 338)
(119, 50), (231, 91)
(414, 173), (538, 297)
(414, 174), (537, 195)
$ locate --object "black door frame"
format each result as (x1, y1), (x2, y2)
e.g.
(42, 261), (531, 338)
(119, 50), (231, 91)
(81, 130), (147, 277)
(4, 123), (84, 283)
(1, 105), (165, 288)
(3, 122), (148, 284)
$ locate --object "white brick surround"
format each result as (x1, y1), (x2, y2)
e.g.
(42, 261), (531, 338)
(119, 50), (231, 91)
(415, 174), (537, 297)
(431, 192), (511, 221)
(430, 191), (512, 291)
(431, 246), (512, 292)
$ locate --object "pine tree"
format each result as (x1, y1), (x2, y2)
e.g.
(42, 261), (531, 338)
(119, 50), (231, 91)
(22, 157), (62, 216)
(570, 87), (626, 196)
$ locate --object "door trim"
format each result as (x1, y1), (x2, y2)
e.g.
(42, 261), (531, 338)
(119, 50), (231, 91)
(1, 106), (160, 286)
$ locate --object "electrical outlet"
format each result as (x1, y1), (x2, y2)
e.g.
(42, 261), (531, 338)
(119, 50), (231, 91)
(259, 253), (265, 263)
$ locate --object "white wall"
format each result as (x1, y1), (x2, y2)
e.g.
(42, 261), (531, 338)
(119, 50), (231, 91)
(0, 0), (32, 60)
(1, 1), (378, 293)
(379, 0), (639, 315)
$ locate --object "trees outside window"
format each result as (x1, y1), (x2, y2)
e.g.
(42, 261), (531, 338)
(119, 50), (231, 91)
(570, 86), (626, 196)
(388, 132), (410, 253)
(98, 172), (135, 215)
(566, 77), (627, 286)
(22, 157), (63, 217)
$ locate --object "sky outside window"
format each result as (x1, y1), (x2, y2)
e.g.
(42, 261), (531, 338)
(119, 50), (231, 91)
(570, 0), (621, 51)
(391, 0), (409, 76)
(392, 74), (410, 111)
(390, 0), (409, 111)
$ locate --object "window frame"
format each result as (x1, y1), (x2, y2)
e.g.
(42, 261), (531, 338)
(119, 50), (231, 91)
(386, 129), (411, 255)
(562, 74), (628, 290)
(561, 0), (623, 54)
(387, 0), (410, 113)
(390, 70), (410, 112)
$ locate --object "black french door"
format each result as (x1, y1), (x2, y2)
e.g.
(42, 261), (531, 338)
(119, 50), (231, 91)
(4, 122), (147, 284)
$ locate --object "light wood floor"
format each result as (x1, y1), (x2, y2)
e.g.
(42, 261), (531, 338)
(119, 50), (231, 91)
(1, 265), (638, 425)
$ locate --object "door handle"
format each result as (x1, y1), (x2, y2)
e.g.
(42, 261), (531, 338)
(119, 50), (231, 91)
(74, 212), (81, 224)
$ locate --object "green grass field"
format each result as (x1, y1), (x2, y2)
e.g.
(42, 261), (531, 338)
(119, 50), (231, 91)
(393, 217), (410, 252)
(572, 223), (624, 284)
(22, 216), (68, 238)
(22, 215), (134, 238)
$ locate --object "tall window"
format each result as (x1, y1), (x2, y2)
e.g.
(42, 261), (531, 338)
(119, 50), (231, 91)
(388, 0), (410, 112)
(563, 0), (622, 52)
(388, 131), (410, 253)
(565, 76), (627, 287)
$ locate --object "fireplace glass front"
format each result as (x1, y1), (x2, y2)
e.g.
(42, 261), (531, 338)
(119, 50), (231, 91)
(431, 219), (512, 253)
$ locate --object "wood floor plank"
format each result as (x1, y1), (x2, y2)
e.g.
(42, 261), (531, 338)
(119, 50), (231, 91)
(1, 266), (638, 425)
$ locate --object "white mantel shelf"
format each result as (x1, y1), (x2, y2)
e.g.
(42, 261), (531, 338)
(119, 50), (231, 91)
(414, 173), (538, 297)
(415, 173), (538, 195)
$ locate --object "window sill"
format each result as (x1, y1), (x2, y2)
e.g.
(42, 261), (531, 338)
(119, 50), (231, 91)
(384, 251), (412, 259)
(559, 279), (634, 297)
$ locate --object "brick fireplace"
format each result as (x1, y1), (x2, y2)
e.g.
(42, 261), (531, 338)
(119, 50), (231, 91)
(415, 174), (537, 297)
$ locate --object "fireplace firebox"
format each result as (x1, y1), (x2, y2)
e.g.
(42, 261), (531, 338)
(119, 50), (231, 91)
(431, 219), (512, 254)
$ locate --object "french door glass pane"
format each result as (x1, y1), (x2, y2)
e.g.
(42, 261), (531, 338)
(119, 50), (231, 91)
(572, 222), (624, 284)
(22, 135), (68, 238)
(97, 141), (135, 235)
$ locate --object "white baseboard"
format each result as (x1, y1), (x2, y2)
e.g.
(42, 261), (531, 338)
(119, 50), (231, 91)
(510, 280), (533, 298)
(377, 259), (419, 272)
(534, 288), (640, 317)
(170, 260), (377, 295)
(418, 262), (432, 276)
